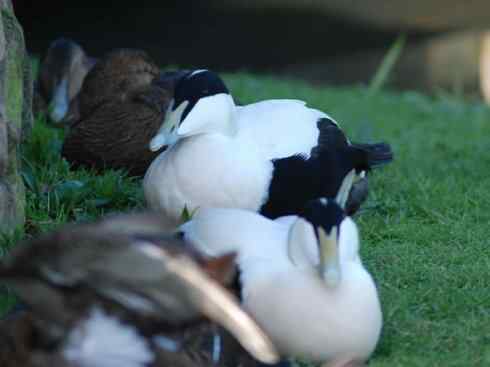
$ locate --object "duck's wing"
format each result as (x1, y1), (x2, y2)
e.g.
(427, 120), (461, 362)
(77, 49), (160, 117)
(260, 123), (374, 218)
(61, 237), (278, 363)
(236, 99), (327, 159)
(0, 217), (279, 364)
(61, 84), (170, 176)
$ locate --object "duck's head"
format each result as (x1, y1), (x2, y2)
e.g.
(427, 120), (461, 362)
(288, 170), (360, 288)
(150, 70), (236, 151)
(39, 38), (95, 123)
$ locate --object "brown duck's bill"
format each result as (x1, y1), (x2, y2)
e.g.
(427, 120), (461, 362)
(162, 252), (280, 364)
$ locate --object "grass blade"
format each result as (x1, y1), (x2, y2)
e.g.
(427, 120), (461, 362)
(368, 34), (406, 95)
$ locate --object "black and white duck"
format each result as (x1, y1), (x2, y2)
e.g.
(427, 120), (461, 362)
(143, 70), (393, 224)
(177, 172), (383, 367)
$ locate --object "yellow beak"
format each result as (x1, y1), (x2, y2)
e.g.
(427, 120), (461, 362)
(149, 100), (188, 151)
(318, 225), (340, 288)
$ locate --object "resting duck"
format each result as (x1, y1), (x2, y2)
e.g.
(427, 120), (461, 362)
(34, 38), (96, 123)
(178, 172), (383, 367)
(0, 214), (278, 367)
(144, 69), (393, 224)
(61, 48), (188, 176)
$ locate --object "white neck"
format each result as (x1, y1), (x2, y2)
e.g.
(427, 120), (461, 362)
(177, 93), (237, 138)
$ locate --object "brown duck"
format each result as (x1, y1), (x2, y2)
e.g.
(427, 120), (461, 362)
(61, 48), (187, 177)
(0, 212), (279, 367)
(34, 38), (96, 123)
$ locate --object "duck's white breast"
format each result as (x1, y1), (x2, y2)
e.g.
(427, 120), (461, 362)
(242, 264), (382, 364)
(143, 134), (273, 223)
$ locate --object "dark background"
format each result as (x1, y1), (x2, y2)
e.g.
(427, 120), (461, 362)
(14, 0), (420, 72)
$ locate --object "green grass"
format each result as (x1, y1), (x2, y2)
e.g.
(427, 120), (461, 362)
(2, 74), (490, 366)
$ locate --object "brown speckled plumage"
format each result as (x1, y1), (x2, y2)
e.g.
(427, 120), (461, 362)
(0, 212), (277, 367)
(62, 49), (186, 176)
(75, 49), (160, 118)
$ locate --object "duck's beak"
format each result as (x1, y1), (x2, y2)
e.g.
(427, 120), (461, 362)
(49, 77), (69, 123)
(149, 100), (188, 151)
(318, 225), (340, 288)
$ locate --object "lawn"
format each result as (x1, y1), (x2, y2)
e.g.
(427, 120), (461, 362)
(1, 73), (490, 366)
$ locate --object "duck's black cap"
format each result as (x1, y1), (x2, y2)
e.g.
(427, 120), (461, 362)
(299, 199), (346, 236)
(173, 70), (229, 122)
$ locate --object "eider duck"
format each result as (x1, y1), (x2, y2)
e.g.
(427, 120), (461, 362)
(34, 38), (96, 123)
(178, 172), (383, 367)
(0, 215), (279, 367)
(61, 49), (188, 176)
(144, 69), (393, 224)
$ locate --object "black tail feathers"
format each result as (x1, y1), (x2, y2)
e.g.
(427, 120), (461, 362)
(351, 142), (393, 169)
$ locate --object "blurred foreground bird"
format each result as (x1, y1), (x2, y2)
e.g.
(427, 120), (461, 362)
(61, 48), (188, 176)
(178, 171), (383, 367)
(0, 214), (279, 367)
(144, 69), (393, 225)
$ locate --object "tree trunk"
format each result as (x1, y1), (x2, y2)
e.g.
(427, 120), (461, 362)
(0, 0), (32, 235)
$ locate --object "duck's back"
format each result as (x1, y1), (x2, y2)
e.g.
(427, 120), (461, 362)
(236, 99), (328, 159)
(77, 49), (160, 117)
(181, 207), (288, 260)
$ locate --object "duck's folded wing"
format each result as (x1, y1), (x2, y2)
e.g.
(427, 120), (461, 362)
(0, 222), (279, 364)
(61, 86), (169, 176)
(64, 236), (279, 364)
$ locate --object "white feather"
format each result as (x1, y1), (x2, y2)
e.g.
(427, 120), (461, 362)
(180, 208), (382, 365)
(287, 218), (318, 268)
(63, 307), (154, 367)
(235, 99), (332, 159)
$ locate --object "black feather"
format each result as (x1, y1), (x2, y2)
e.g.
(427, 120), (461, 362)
(173, 70), (229, 123)
(261, 118), (393, 218)
(350, 142), (394, 168)
(299, 199), (345, 236)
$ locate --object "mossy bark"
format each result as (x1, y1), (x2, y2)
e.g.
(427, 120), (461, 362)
(0, 1), (32, 234)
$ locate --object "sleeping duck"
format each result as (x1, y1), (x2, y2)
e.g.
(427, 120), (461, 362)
(178, 171), (383, 367)
(34, 38), (96, 123)
(143, 69), (393, 224)
(0, 214), (278, 367)
(61, 48), (188, 176)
